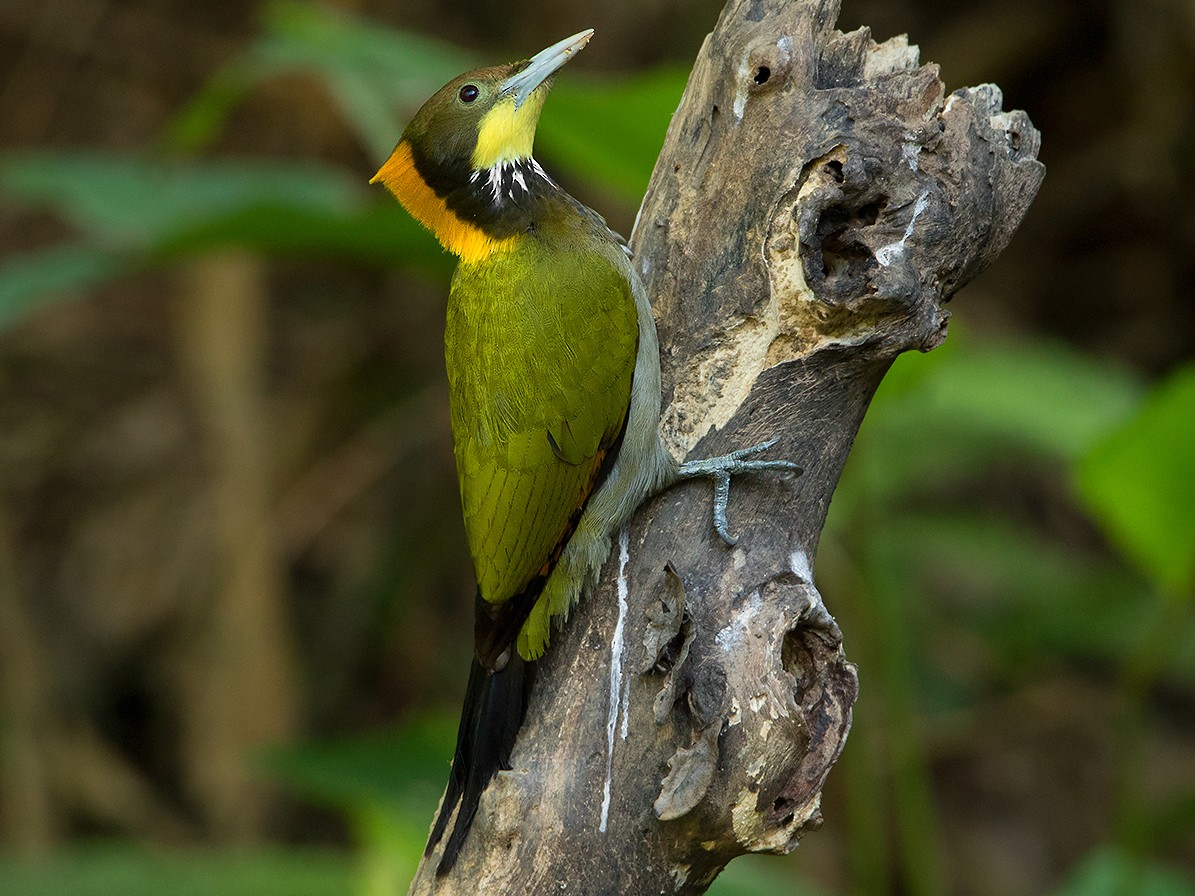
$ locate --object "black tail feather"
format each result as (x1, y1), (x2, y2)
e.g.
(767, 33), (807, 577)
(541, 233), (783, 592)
(426, 652), (531, 875)
(424, 658), (485, 856)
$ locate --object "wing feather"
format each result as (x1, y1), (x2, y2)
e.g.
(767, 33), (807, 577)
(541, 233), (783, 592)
(446, 235), (637, 606)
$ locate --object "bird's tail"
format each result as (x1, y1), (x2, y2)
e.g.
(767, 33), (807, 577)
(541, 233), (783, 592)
(425, 650), (531, 875)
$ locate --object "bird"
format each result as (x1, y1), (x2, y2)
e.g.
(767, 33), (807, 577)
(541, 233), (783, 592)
(370, 28), (800, 874)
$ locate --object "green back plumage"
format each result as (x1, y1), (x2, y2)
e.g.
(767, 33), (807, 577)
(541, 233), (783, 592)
(446, 205), (638, 614)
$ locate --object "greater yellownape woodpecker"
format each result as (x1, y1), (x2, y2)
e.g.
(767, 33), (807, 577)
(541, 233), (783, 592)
(371, 29), (800, 874)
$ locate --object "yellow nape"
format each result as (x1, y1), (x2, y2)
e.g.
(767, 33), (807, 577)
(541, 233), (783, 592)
(370, 141), (513, 264)
(471, 91), (548, 170)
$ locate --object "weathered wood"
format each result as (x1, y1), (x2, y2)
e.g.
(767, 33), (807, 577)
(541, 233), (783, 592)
(409, 0), (1043, 891)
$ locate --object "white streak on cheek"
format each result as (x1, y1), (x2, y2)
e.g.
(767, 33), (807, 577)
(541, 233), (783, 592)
(600, 527), (632, 833)
(487, 163), (503, 204)
(529, 157), (555, 188)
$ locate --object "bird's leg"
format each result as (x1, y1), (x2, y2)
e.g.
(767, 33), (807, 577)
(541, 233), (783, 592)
(676, 438), (802, 546)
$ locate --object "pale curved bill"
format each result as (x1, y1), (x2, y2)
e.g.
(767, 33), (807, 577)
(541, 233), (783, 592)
(501, 29), (594, 109)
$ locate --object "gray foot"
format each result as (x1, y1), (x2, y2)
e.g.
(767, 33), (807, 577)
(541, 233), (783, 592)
(676, 438), (802, 545)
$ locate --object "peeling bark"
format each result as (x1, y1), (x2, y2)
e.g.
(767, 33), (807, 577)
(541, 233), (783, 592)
(409, 0), (1043, 892)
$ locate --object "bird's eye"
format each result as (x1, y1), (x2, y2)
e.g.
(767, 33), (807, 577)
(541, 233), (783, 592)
(459, 84), (480, 103)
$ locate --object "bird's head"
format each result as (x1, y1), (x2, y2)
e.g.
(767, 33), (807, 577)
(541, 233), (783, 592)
(371, 29), (592, 261)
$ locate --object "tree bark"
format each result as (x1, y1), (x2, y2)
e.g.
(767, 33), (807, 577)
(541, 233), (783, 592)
(409, 0), (1043, 892)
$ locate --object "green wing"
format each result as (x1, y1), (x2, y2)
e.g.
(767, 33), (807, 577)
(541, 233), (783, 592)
(446, 236), (638, 607)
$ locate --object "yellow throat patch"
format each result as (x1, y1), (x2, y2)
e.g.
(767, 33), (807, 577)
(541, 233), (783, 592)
(470, 91), (547, 169)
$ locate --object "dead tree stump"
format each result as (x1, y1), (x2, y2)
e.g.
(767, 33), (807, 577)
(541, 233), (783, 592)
(410, 0), (1043, 891)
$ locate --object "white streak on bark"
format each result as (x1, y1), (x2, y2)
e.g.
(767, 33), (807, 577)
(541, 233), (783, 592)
(876, 190), (930, 266)
(788, 549), (813, 583)
(600, 527), (632, 833)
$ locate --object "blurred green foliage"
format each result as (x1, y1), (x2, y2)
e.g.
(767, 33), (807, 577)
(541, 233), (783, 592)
(167, 1), (475, 158)
(0, 1), (685, 327)
(0, 848), (355, 896)
(260, 714), (459, 892)
(1076, 365), (1195, 598)
(1053, 848), (1195, 896)
(1, 3), (1192, 895)
(821, 336), (1195, 896)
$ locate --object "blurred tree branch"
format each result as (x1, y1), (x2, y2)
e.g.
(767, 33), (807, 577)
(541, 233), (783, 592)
(173, 252), (301, 841)
(0, 509), (56, 849)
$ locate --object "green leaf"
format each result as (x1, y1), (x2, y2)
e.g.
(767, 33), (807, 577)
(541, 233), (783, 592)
(0, 847), (354, 896)
(163, 63), (260, 154)
(260, 712), (456, 825)
(0, 245), (127, 327)
(169, 2), (472, 157)
(259, 715), (457, 889)
(1076, 365), (1195, 595)
(829, 335), (1144, 520)
(874, 512), (1190, 689)
(258, 2), (468, 85)
(1053, 847), (1195, 896)
(352, 803), (427, 896)
(879, 336), (1143, 461)
(1, 152), (365, 249)
(256, 2), (472, 159)
(0, 152), (448, 319)
(708, 855), (827, 896)
(157, 201), (447, 271)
